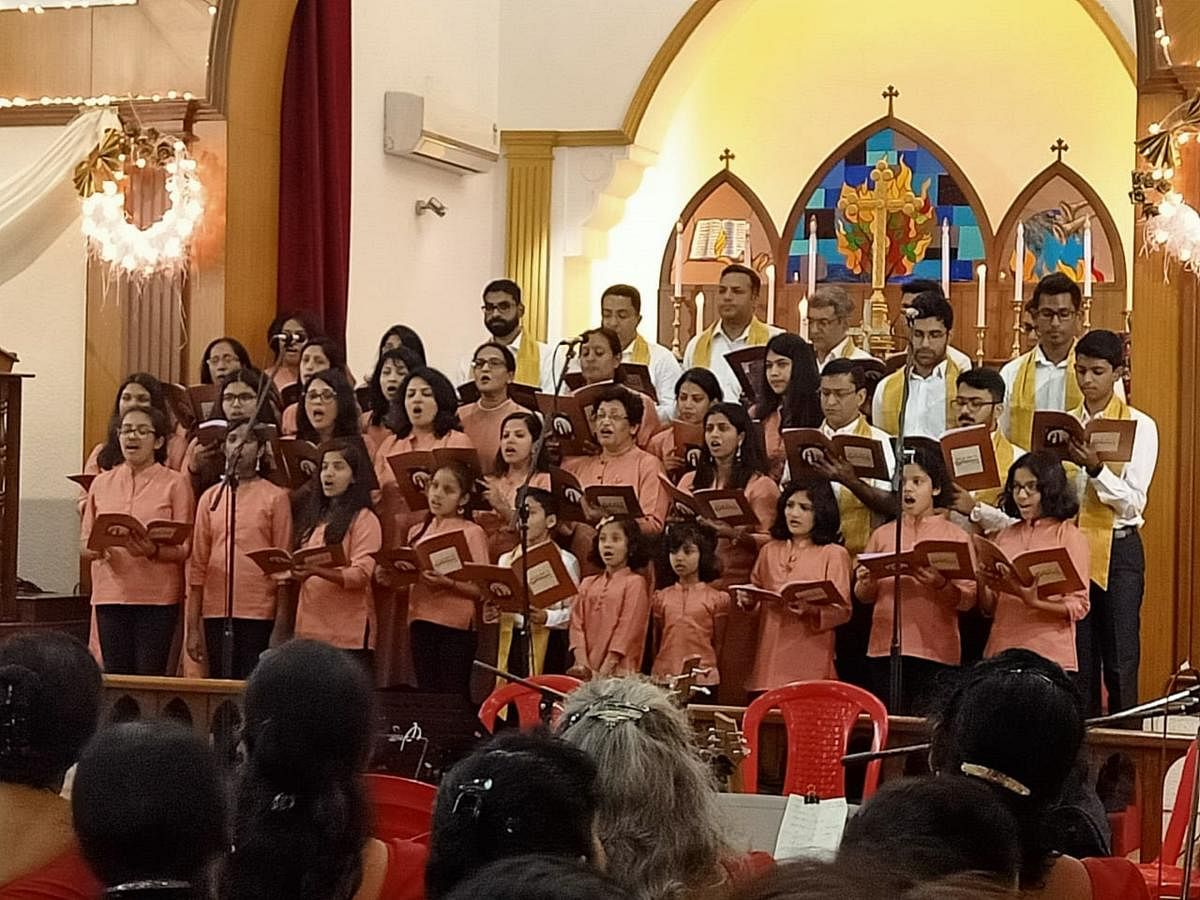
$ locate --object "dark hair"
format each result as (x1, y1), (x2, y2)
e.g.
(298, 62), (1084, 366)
(442, 855), (633, 900)
(588, 518), (650, 570)
(225, 639), (376, 900)
(0, 632), (100, 789)
(519, 485), (559, 519)
(199, 336), (252, 384)
(821, 357), (867, 392)
(296, 369), (361, 444)
(217, 367), (278, 428)
(473, 341), (517, 374)
(387, 367), (463, 440)
(267, 310), (321, 357)
(770, 479), (842, 545)
(580, 326), (622, 360)
(365, 346), (423, 427)
(602, 283), (642, 314)
(904, 441), (953, 509)
(588, 383), (644, 428)
(484, 279), (522, 305)
(425, 732), (600, 899)
(430, 461), (475, 516)
(300, 335), (347, 375)
(378, 324), (427, 365)
(957, 367), (1006, 403)
(722, 856), (1015, 900)
(929, 649), (1085, 882)
(999, 451), (1079, 521)
(674, 367), (723, 403)
(757, 333), (822, 429)
(692, 402), (769, 491)
(96, 373), (174, 470)
(909, 291), (954, 330)
(900, 278), (944, 297)
(720, 263), (760, 294)
(1029, 272), (1082, 311)
(841, 775), (1020, 886)
(493, 411), (549, 477)
(1074, 328), (1124, 369)
(657, 520), (720, 585)
(73, 721), (225, 891)
(294, 437), (375, 547)
(112, 405), (172, 466)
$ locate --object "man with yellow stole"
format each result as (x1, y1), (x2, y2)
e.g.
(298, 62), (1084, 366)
(807, 284), (873, 369)
(457, 279), (552, 391)
(872, 292), (959, 439)
(599, 283), (681, 423)
(947, 367), (1023, 534)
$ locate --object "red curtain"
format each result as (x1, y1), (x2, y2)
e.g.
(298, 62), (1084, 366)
(277, 0), (352, 345)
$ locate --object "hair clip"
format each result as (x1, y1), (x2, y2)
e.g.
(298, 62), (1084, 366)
(563, 700), (651, 731)
(960, 762), (1031, 797)
(1000, 667), (1056, 686)
(269, 792), (296, 812)
(596, 515), (617, 529)
(452, 777), (493, 819)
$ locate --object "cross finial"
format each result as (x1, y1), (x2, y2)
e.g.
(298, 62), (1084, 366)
(882, 85), (899, 116)
(719, 147), (735, 170)
(1051, 137), (1069, 162)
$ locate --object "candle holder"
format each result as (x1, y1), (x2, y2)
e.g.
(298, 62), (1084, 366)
(1010, 296), (1023, 359)
(1124, 309), (1132, 335)
(975, 326), (987, 368)
(1082, 295), (1093, 332)
(670, 294), (684, 361)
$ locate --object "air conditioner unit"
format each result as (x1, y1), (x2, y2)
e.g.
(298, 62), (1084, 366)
(383, 91), (499, 175)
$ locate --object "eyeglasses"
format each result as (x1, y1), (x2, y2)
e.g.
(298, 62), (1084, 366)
(593, 411), (629, 423)
(1011, 481), (1040, 496)
(223, 392), (256, 405)
(118, 426), (156, 438)
(951, 398), (999, 412)
(305, 390), (337, 403)
(207, 353), (239, 366)
(472, 358), (508, 370)
(481, 302), (517, 315)
(1035, 309), (1076, 322)
(1020, 323), (1036, 335)
(819, 388), (859, 400)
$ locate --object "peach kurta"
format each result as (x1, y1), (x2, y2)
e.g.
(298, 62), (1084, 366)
(563, 443), (669, 532)
(294, 508), (382, 649)
(478, 469), (553, 562)
(81, 462), (194, 606)
(761, 409), (786, 482)
(651, 582), (730, 685)
(360, 409), (390, 458)
(458, 397), (522, 475)
(677, 470), (779, 587)
(569, 566), (651, 674)
(983, 517), (1090, 671)
(371, 429), (478, 547)
(405, 516), (490, 631)
(189, 478), (293, 619)
(747, 540), (852, 691)
(863, 513), (977, 665)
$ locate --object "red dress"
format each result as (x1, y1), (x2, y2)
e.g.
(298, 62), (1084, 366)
(0, 848), (101, 899)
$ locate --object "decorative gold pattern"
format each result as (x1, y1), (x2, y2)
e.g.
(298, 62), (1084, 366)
(503, 133), (555, 342)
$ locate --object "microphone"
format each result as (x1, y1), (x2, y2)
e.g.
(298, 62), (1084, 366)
(558, 335), (584, 348)
(903, 306), (920, 321)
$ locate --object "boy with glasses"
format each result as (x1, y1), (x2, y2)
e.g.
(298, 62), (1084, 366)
(947, 367), (1023, 534)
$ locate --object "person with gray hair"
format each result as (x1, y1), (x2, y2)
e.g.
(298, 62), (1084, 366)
(806, 284), (873, 368)
(556, 677), (731, 900)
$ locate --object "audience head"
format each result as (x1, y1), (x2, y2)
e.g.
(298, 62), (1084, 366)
(298, 336), (347, 386)
(0, 632), (100, 790)
(658, 519), (720, 587)
(425, 732), (601, 899)
(268, 311), (320, 368)
(589, 517), (649, 572)
(366, 345), (423, 424)
(442, 855), (633, 900)
(673, 367), (723, 426)
(470, 341), (515, 396)
(697, 402), (769, 489)
(73, 720), (225, 895)
(760, 333), (821, 428)
(899, 278), (944, 309)
(495, 410), (547, 476)
(907, 292), (953, 374)
(727, 857), (1016, 900)
(590, 385), (643, 452)
(298, 368), (360, 443)
(578, 327), (623, 385)
(717, 264), (760, 327)
(600, 284), (643, 350)
(1029, 273), (1081, 357)
(391, 367), (462, 439)
(482, 279), (525, 341)
(953, 367), (1006, 430)
(806, 284), (855, 356)
(818, 359), (867, 429)
(200, 336), (251, 385)
(1074, 329), (1125, 407)
(377, 324), (427, 366)
(1000, 450), (1078, 522)
(902, 441), (952, 514)
(558, 677), (726, 900)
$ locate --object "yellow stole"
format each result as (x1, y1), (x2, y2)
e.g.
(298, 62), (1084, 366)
(628, 334), (652, 366)
(1069, 394), (1131, 590)
(835, 415), (877, 555)
(513, 334), (542, 388)
(876, 357), (960, 435)
(1007, 346), (1083, 449)
(692, 318), (771, 368)
(973, 429), (1017, 508)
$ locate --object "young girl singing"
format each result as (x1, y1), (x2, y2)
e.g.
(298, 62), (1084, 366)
(568, 517), (651, 679)
(479, 411), (552, 562)
(754, 333), (822, 481)
(651, 521), (729, 695)
(740, 479), (851, 694)
(646, 367), (723, 481)
(184, 367), (276, 498)
(187, 423), (292, 679)
(83, 373), (187, 483)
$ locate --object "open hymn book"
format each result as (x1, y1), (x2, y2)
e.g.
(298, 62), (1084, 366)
(458, 541), (577, 613)
(939, 424), (1001, 493)
(373, 529), (475, 587)
(728, 581), (845, 615)
(659, 476), (759, 527)
(970, 535), (1085, 600)
(549, 467), (644, 522)
(857, 540), (974, 581)
(1031, 410), (1137, 464)
(782, 428), (889, 481)
(87, 514), (192, 551)
(246, 544), (348, 576)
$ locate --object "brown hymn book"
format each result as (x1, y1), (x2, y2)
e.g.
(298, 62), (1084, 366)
(671, 420), (705, 470)
(247, 544), (348, 576)
(414, 528), (473, 576)
(272, 438), (322, 490)
(781, 427), (890, 481)
(67, 473), (95, 492)
(460, 540), (578, 613)
(165, 383), (221, 432)
(385, 447), (484, 510)
(857, 539), (974, 582)
(939, 424), (1001, 493)
(970, 535), (1086, 600)
(549, 466), (587, 523)
(1030, 411), (1137, 464)
(619, 363), (658, 401)
(535, 393), (594, 457)
(729, 580), (844, 614)
(87, 514), (193, 551)
(562, 371), (586, 392)
(724, 346), (768, 407)
(658, 476), (758, 527)
(372, 545), (421, 587)
(196, 419), (229, 448)
(583, 484), (644, 520)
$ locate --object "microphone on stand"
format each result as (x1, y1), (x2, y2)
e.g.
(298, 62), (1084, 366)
(557, 335), (585, 349)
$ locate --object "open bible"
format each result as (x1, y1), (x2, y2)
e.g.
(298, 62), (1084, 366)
(857, 540), (974, 581)
(971, 534), (1086, 600)
(247, 544), (348, 576)
(87, 514), (192, 551)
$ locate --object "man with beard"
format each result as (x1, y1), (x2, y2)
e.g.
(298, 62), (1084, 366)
(946, 367), (1023, 535)
(898, 279), (972, 372)
(872, 292), (959, 438)
(457, 279), (552, 391)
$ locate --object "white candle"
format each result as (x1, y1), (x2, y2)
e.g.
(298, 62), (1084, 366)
(674, 220), (683, 297)
(1083, 218), (1093, 298)
(766, 263), (776, 323)
(798, 297), (809, 340)
(941, 219), (950, 296)
(744, 226), (752, 268)
(1014, 221), (1024, 304)
(807, 217), (818, 296)
(1125, 288), (1133, 314)
(977, 264), (987, 327)
(694, 291), (705, 332)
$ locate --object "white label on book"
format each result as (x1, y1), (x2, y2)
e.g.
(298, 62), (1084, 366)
(773, 794), (847, 861)
(708, 498), (742, 520)
(793, 588), (826, 603)
(145, 525), (175, 542)
(305, 549), (337, 567)
(1088, 431), (1120, 453)
(596, 496), (629, 516)
(526, 561), (559, 595)
(950, 446), (984, 476)
(842, 446), (875, 469)
(1027, 561), (1065, 585)
(925, 551), (962, 572)
(429, 547), (464, 575)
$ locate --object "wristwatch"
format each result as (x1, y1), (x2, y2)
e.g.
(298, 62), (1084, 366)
(968, 503), (984, 524)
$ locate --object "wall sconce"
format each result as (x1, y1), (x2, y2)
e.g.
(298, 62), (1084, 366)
(415, 196), (448, 217)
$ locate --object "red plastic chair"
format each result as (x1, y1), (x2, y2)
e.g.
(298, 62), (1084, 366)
(739, 680), (888, 799)
(1138, 739), (1200, 899)
(477, 675), (582, 733)
(365, 773), (437, 843)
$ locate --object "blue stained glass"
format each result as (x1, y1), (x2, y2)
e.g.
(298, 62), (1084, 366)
(950, 259), (974, 281)
(957, 225), (984, 260)
(866, 131), (892, 152)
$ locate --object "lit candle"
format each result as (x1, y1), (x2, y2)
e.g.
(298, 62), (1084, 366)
(977, 264), (987, 327)
(1083, 218), (1093, 298)
(766, 263), (776, 323)
(798, 296), (809, 340)
(807, 217), (818, 296)
(674, 220), (683, 297)
(941, 218), (950, 296)
(695, 291), (705, 332)
(1014, 221), (1024, 305)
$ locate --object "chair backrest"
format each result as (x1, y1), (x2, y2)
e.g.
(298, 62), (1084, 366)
(740, 680), (889, 799)
(477, 675), (582, 733)
(1158, 739), (1199, 865)
(365, 772), (438, 842)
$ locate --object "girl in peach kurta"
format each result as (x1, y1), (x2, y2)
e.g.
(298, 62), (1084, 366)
(360, 346), (420, 457)
(644, 367), (723, 481)
(479, 411), (552, 562)
(751, 334), (822, 482)
(980, 451), (1090, 671)
(738, 479), (852, 693)
(569, 518), (652, 678)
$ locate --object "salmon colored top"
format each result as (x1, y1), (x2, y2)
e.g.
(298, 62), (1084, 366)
(677, 470), (779, 586)
(81, 462), (194, 606)
(294, 508), (382, 649)
(569, 566), (651, 674)
(563, 444), (668, 532)
(478, 469), (552, 562)
(360, 410), (390, 459)
(280, 402), (299, 437)
(405, 516), (490, 631)
(747, 540), (852, 691)
(458, 397), (523, 475)
(761, 410), (786, 482)
(189, 478), (293, 620)
(651, 582), (730, 685)
(372, 429), (477, 547)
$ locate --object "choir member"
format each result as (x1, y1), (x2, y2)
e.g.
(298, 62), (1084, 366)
(738, 479), (852, 693)
(184, 367), (276, 497)
(186, 422), (292, 679)
(296, 368), (362, 447)
(376, 323), (427, 367)
(645, 367), (723, 480)
(80, 406), (194, 675)
(807, 284), (873, 369)
(479, 410), (552, 562)
(197, 335), (251, 385)
(682, 263), (782, 405)
(276, 438), (381, 666)
(266, 310), (320, 394)
(281, 337), (349, 435)
(754, 332), (821, 480)
(361, 345), (421, 455)
(980, 451), (1089, 671)
(406, 462), (490, 697)
(456, 279), (551, 391)
(947, 367), (1022, 534)
(898, 279), (972, 371)
(1019, 304), (1038, 355)
(650, 521), (729, 694)
(574, 327), (663, 447)
(1067, 329), (1158, 715)
(872, 292), (960, 438)
(82, 373), (187, 480)
(458, 341), (523, 474)
(599, 283), (682, 422)
(854, 443), (975, 713)
(568, 518), (651, 679)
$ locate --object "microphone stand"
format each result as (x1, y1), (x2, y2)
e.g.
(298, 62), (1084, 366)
(888, 314), (918, 712)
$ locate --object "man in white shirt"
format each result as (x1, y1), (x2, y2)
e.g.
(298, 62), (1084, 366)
(456, 279), (553, 392)
(946, 367), (1023, 534)
(900, 279), (972, 371)
(871, 292), (959, 439)
(807, 284), (873, 369)
(681, 264), (782, 404)
(1065, 329), (1157, 716)
(599, 283), (682, 423)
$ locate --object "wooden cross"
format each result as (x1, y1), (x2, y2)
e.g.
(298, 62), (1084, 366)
(882, 84), (900, 117)
(719, 147), (735, 170)
(1051, 137), (1069, 162)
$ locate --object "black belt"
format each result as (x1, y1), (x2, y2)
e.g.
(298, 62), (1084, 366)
(1113, 526), (1138, 539)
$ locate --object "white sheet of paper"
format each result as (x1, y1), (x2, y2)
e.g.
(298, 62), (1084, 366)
(773, 794), (847, 861)
(429, 547), (464, 575)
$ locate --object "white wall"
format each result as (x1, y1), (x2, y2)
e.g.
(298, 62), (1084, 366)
(0, 125), (86, 593)
(346, 0), (505, 381)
